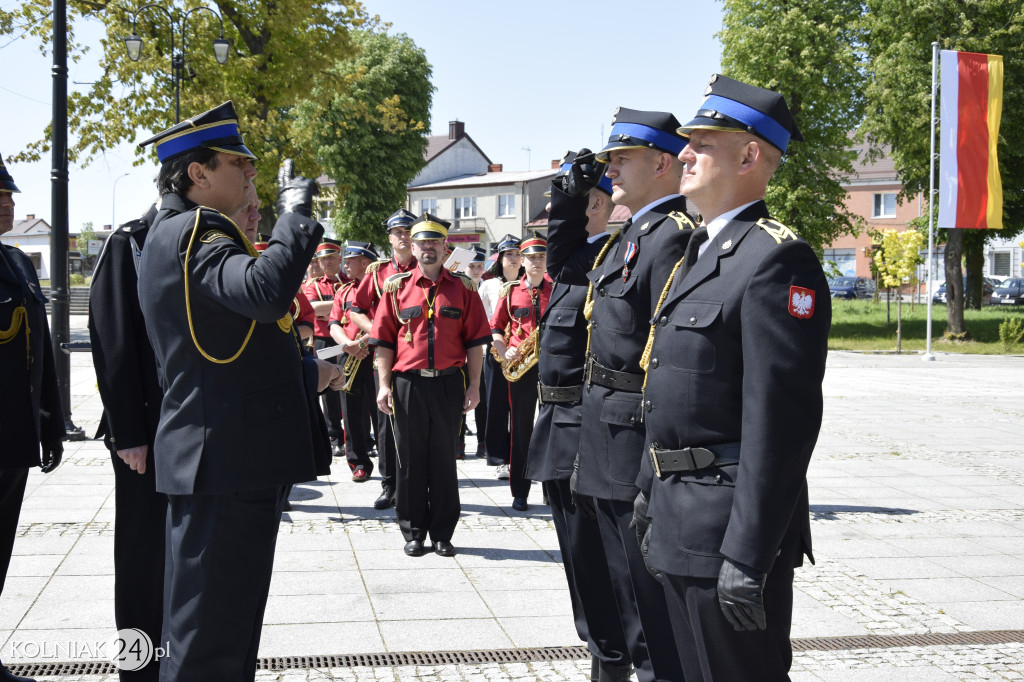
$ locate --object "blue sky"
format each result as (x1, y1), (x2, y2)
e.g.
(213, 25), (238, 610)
(2, 0), (722, 232)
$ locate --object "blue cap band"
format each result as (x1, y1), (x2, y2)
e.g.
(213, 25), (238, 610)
(608, 122), (686, 155)
(345, 247), (376, 259)
(700, 95), (791, 152)
(155, 121), (244, 162)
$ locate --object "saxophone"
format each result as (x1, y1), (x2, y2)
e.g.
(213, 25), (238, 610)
(500, 328), (539, 382)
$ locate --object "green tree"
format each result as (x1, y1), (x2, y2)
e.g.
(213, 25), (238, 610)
(718, 0), (868, 253)
(2, 0), (372, 231)
(295, 30), (433, 246)
(860, 0), (1024, 335)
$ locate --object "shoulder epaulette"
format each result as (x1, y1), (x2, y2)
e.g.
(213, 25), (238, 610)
(338, 281), (357, 294)
(453, 272), (478, 292)
(382, 271), (413, 293)
(366, 259), (388, 275)
(667, 210), (697, 231)
(757, 218), (798, 244)
(499, 280), (519, 299)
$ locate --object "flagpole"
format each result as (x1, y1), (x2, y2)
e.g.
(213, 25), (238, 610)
(923, 41), (939, 362)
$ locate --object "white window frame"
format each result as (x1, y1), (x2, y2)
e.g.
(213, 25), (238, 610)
(873, 192), (897, 218)
(454, 196), (477, 219)
(419, 198), (437, 215)
(497, 194), (515, 218)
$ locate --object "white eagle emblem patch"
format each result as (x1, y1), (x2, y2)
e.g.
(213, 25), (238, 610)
(789, 286), (815, 319)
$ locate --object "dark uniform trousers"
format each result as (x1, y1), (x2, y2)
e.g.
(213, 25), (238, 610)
(313, 336), (344, 442)
(340, 354), (375, 472)
(161, 486), (287, 682)
(482, 352), (510, 466)
(392, 372), (463, 543)
(0, 468), (29, 596)
(506, 365), (538, 498)
(373, 369), (398, 491)
(472, 386), (487, 452)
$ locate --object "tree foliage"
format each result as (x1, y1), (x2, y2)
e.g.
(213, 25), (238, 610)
(295, 30), (433, 247)
(1, 0), (372, 229)
(719, 0), (868, 253)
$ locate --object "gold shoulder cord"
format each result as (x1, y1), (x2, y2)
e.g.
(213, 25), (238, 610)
(582, 228), (621, 358)
(0, 303), (29, 368)
(639, 255), (687, 393)
(184, 208), (295, 364)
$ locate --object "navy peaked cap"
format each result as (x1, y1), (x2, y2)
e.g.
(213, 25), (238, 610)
(138, 101), (256, 163)
(596, 108), (687, 161)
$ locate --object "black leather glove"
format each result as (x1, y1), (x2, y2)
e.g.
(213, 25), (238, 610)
(276, 158), (320, 218)
(41, 440), (63, 473)
(717, 557), (768, 631)
(553, 148), (603, 199)
(640, 525), (663, 583)
(629, 490), (651, 549)
(569, 455), (597, 520)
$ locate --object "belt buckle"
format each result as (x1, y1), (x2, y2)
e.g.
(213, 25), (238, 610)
(649, 446), (662, 477)
(420, 368), (439, 378)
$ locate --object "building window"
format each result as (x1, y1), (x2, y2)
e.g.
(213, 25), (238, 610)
(497, 194), (515, 217)
(872, 193), (897, 218)
(822, 248), (856, 277)
(992, 251), (1011, 277)
(419, 198), (437, 215)
(454, 196), (477, 219)
(317, 200), (335, 221)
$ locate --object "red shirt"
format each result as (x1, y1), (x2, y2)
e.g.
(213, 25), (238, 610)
(370, 268), (490, 372)
(351, 256), (417, 318)
(328, 280), (362, 341)
(302, 273), (348, 338)
(291, 290), (315, 330)
(489, 274), (552, 350)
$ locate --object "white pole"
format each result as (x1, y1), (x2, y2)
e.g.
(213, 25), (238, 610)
(923, 41), (939, 362)
(112, 172), (129, 230)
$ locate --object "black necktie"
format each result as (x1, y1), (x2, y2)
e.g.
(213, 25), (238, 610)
(681, 226), (710, 277)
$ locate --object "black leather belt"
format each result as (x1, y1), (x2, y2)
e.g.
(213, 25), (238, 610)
(398, 367), (462, 378)
(649, 442), (740, 477)
(585, 357), (644, 393)
(537, 383), (583, 405)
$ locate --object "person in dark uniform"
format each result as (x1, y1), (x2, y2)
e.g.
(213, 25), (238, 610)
(329, 241), (378, 481)
(526, 157), (632, 682)
(253, 233), (316, 344)
(134, 102), (341, 681)
(87, 200), (167, 682)
(456, 245), (489, 460)
(547, 109), (697, 682)
(635, 75), (830, 681)
(488, 234), (550, 512)
(477, 234), (524, 479)
(348, 208), (418, 510)
(0, 154), (64, 682)
(303, 237), (347, 457)
(369, 214), (489, 558)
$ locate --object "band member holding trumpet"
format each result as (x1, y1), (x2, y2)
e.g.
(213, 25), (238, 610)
(329, 241), (378, 482)
(488, 234), (551, 512)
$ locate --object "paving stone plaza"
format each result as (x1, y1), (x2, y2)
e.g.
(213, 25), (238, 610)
(2, 316), (1023, 680)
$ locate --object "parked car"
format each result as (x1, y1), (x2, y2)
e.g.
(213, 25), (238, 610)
(829, 276), (876, 300)
(991, 277), (1024, 305)
(932, 277), (995, 305)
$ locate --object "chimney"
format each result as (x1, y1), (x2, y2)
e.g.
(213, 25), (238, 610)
(551, 159), (561, 169)
(487, 163), (502, 173)
(449, 120), (465, 140)
(103, 224), (112, 230)
(26, 214), (35, 220)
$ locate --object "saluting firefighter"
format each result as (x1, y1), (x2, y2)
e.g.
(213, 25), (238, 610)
(369, 214), (489, 558)
(134, 101), (341, 681)
(488, 233), (551, 512)
(547, 109), (697, 682)
(348, 208), (418, 510)
(526, 155), (632, 682)
(329, 241), (378, 482)
(635, 76), (830, 681)
(0, 154), (65, 682)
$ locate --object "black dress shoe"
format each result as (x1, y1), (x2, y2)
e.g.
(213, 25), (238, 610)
(433, 540), (455, 557)
(330, 438), (344, 458)
(404, 540), (425, 556)
(512, 497), (528, 512)
(596, 660), (633, 681)
(373, 486), (395, 510)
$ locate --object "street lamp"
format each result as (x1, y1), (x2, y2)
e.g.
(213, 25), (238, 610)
(121, 3), (230, 123)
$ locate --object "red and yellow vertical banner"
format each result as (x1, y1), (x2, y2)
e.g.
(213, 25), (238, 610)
(938, 50), (1004, 230)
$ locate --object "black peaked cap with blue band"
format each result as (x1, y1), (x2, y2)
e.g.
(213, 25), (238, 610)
(344, 241), (379, 260)
(678, 74), (803, 153)
(595, 108), (687, 162)
(383, 208), (417, 231)
(137, 101), (256, 163)
(410, 213), (449, 240)
(494, 233), (521, 253)
(471, 246), (487, 263)
(0, 153), (20, 193)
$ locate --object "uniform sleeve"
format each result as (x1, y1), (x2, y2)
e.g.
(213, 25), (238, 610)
(185, 211), (322, 323)
(350, 271), (378, 315)
(328, 288), (346, 326)
(488, 289), (511, 336)
(295, 290), (315, 329)
(462, 287), (492, 349)
(719, 241), (831, 573)
(546, 184), (595, 285)
(368, 289), (399, 350)
(87, 233), (151, 448)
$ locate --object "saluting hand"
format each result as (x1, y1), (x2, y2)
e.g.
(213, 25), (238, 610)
(276, 158), (320, 218)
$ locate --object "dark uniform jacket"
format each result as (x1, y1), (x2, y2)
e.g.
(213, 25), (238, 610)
(525, 189), (608, 482)
(547, 189), (695, 501)
(640, 201), (831, 579)
(0, 245), (64, 468)
(88, 205), (162, 452)
(138, 193), (324, 495)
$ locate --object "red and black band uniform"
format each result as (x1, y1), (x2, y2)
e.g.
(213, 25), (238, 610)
(351, 256), (416, 495)
(488, 274), (551, 500)
(369, 269), (490, 545)
(329, 280), (375, 475)
(303, 273), (347, 442)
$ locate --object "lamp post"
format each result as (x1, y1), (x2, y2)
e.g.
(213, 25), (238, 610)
(121, 3), (230, 123)
(111, 172), (130, 230)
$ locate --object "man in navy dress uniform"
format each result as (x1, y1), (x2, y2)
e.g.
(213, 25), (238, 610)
(135, 102), (341, 681)
(636, 75), (831, 680)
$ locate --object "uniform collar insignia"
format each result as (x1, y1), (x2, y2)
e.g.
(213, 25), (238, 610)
(639, 221), (650, 232)
(722, 239), (732, 250)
